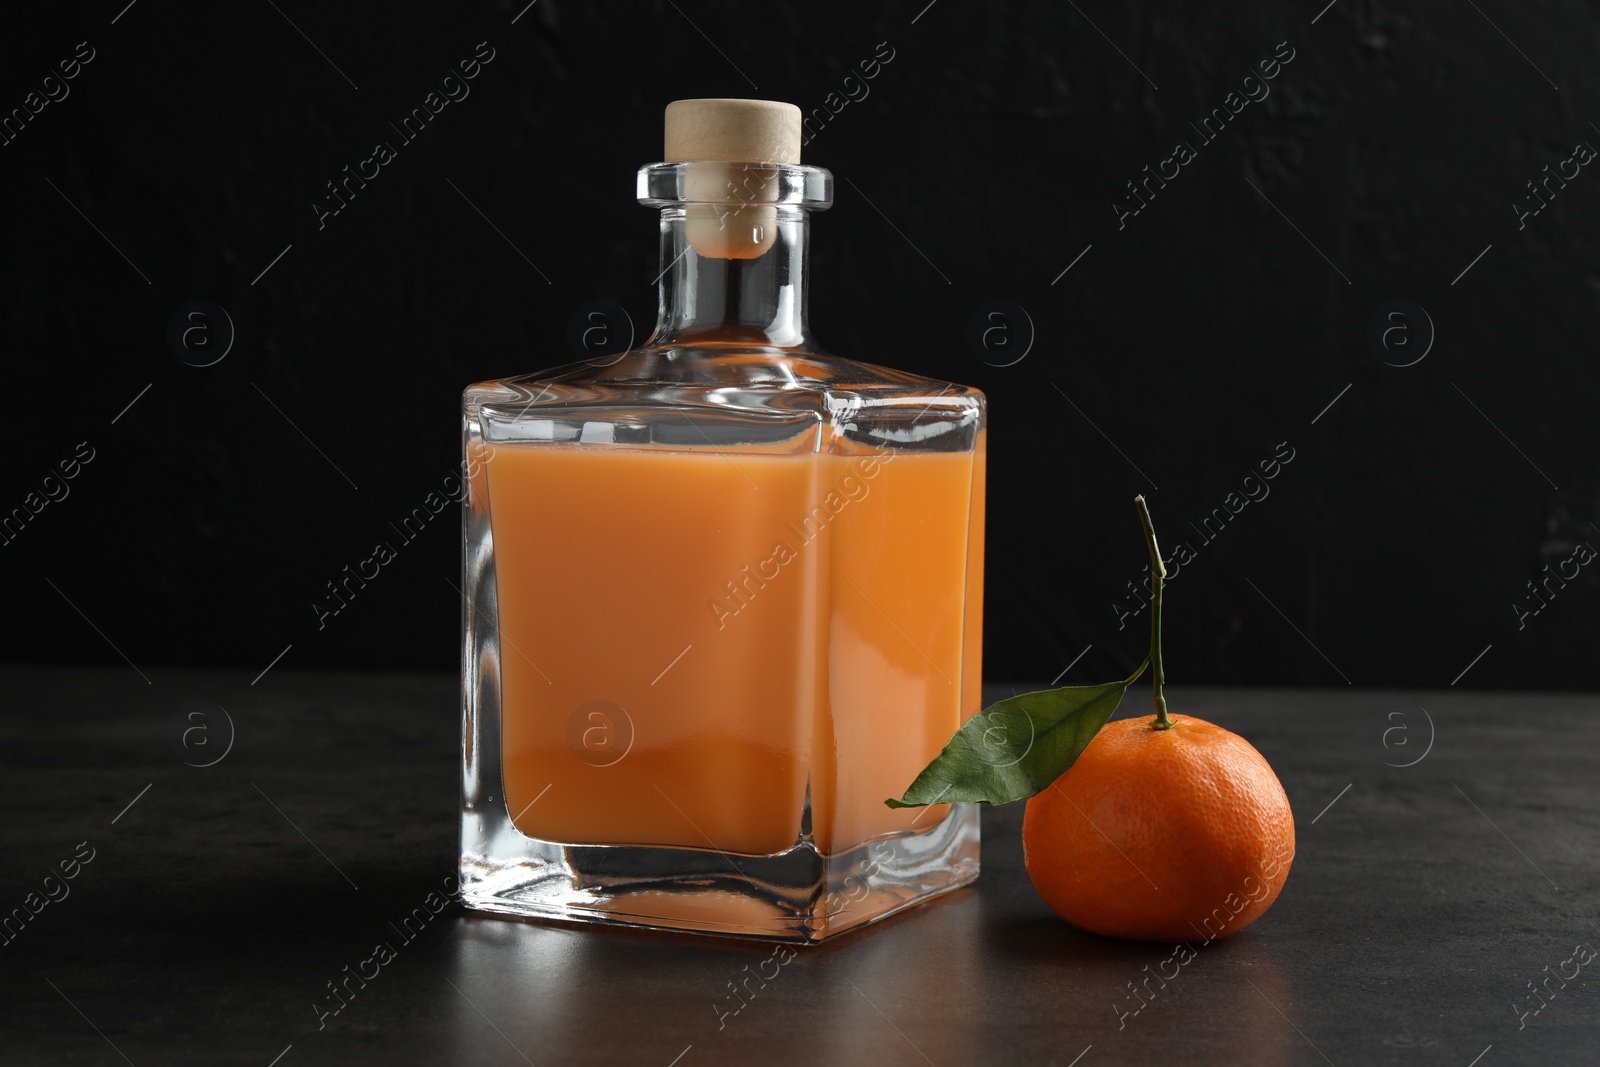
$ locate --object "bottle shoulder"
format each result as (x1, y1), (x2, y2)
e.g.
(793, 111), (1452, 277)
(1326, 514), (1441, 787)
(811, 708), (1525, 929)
(464, 343), (985, 413)
(464, 344), (983, 453)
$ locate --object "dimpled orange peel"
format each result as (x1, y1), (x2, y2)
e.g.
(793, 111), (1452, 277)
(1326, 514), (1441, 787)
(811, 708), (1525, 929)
(889, 496), (1295, 941)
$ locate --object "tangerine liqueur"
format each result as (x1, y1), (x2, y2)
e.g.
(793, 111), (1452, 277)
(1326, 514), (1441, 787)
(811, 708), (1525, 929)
(459, 98), (985, 941)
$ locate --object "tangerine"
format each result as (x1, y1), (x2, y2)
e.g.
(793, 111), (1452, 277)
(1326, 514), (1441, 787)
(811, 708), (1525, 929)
(1022, 713), (1295, 943)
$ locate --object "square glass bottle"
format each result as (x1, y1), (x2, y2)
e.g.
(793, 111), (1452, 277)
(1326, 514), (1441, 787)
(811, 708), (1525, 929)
(459, 99), (985, 941)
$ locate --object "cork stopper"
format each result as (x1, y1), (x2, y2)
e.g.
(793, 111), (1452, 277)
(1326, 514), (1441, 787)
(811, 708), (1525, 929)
(664, 99), (802, 164)
(663, 99), (801, 261)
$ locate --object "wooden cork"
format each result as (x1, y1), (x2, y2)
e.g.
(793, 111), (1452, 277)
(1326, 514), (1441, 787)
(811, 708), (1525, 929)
(664, 99), (802, 164)
(664, 99), (801, 261)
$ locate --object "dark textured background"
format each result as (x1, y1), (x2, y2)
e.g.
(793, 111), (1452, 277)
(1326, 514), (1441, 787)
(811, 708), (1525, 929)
(2, 0), (1595, 689)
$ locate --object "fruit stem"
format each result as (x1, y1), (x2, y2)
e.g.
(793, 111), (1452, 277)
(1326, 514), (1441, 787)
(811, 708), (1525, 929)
(1134, 495), (1173, 730)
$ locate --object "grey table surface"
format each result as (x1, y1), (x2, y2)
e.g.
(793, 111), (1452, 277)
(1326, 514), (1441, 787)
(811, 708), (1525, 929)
(0, 666), (1595, 1066)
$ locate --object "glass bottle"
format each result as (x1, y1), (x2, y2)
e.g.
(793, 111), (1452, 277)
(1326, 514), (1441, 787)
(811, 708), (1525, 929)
(459, 99), (985, 941)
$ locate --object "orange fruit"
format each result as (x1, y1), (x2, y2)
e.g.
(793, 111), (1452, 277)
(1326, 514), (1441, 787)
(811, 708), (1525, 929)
(1022, 714), (1295, 942)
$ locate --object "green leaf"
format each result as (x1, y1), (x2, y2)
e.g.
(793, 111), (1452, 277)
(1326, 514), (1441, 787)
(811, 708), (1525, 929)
(885, 659), (1149, 809)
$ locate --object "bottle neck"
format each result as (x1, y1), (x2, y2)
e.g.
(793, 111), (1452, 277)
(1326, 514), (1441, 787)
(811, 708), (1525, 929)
(648, 205), (812, 349)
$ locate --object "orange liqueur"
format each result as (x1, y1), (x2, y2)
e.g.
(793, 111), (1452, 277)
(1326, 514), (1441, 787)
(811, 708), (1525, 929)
(459, 99), (985, 941)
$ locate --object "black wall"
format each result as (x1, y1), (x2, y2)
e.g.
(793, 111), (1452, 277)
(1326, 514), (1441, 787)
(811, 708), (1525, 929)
(2, 1), (1596, 689)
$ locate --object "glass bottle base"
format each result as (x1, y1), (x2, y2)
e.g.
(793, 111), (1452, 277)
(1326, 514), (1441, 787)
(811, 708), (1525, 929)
(459, 804), (979, 943)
